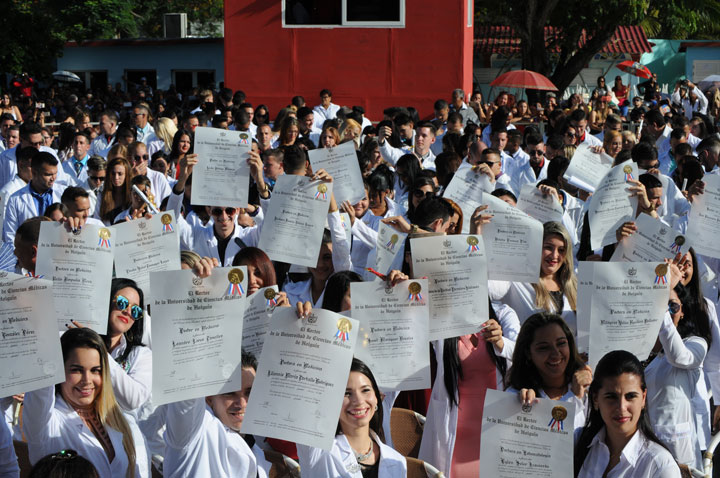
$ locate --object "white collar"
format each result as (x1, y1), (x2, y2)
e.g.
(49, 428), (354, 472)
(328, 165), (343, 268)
(588, 427), (644, 468)
(110, 334), (128, 359)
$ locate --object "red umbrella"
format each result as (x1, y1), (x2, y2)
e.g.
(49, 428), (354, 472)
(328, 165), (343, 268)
(490, 69), (558, 91)
(617, 60), (652, 79)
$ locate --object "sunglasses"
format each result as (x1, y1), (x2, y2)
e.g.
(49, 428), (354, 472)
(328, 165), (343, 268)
(478, 160), (500, 166)
(529, 150), (544, 156)
(413, 189), (435, 199)
(211, 207), (236, 216)
(668, 302), (681, 315)
(114, 295), (143, 320)
(133, 154), (149, 162)
(89, 175), (106, 181)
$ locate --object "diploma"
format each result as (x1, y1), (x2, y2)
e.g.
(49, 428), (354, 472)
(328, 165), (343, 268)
(258, 176), (333, 268)
(112, 212), (181, 292)
(480, 389), (574, 478)
(36, 222), (114, 333)
(0, 273), (64, 397)
(481, 192), (543, 282)
(149, 266), (247, 405)
(374, 222), (407, 277)
(575, 262), (594, 354)
(243, 308), (358, 450)
(562, 143), (613, 193)
(442, 164), (493, 233)
(307, 142), (365, 205)
(611, 213), (691, 262)
(191, 126), (251, 207)
(351, 280), (430, 391)
(516, 183), (564, 224)
(587, 262), (670, 369)
(687, 174), (720, 259)
(241, 285), (279, 358)
(410, 234), (488, 340)
(588, 160), (638, 250)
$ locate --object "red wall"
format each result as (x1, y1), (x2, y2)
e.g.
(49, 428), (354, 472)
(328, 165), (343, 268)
(224, 2), (474, 121)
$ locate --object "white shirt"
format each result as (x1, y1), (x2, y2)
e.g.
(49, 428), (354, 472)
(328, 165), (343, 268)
(90, 134), (116, 158)
(0, 145), (65, 190)
(489, 280), (577, 334)
(377, 134), (414, 166)
(481, 123), (516, 146)
(0, 176), (25, 231)
(168, 191), (265, 266)
(61, 156), (90, 188)
(297, 432), (406, 478)
(145, 168), (171, 203)
(22, 387), (148, 478)
(503, 147), (529, 178)
(164, 399), (259, 478)
(2, 183), (65, 244)
(108, 335), (153, 414)
(645, 313), (706, 468)
(136, 124), (156, 144)
(672, 86), (709, 119)
(579, 131), (603, 147)
(0, 415), (18, 478)
(578, 428), (680, 478)
(350, 198), (406, 275)
(312, 103), (341, 130)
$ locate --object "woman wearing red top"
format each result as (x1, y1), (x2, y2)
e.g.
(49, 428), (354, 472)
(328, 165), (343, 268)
(613, 76), (629, 116)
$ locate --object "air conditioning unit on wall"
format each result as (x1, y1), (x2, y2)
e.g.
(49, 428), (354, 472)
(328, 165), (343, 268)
(164, 13), (188, 38)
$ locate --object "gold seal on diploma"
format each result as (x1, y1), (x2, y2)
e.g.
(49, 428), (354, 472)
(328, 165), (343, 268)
(390, 234), (398, 244)
(337, 318), (352, 333)
(623, 165), (632, 174)
(161, 214), (172, 225)
(655, 264), (668, 277)
(264, 288), (276, 300)
(674, 236), (685, 246)
(467, 236), (479, 246)
(228, 268), (244, 284)
(318, 184), (328, 193)
(99, 228), (111, 239)
(408, 282), (422, 294)
(552, 406), (568, 422)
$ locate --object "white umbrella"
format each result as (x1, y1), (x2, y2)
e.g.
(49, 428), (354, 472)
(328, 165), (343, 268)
(52, 70), (82, 83)
(699, 75), (720, 93)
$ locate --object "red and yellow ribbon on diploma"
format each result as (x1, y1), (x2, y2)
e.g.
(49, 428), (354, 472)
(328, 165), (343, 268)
(335, 317), (352, 342)
(467, 235), (480, 253)
(314, 183), (328, 200)
(226, 268), (245, 297)
(161, 213), (174, 232)
(654, 263), (668, 285)
(548, 406), (567, 431)
(623, 164), (634, 181)
(98, 228), (111, 248)
(408, 281), (423, 302)
(264, 288), (277, 307)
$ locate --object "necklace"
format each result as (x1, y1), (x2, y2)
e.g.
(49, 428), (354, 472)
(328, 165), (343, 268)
(354, 442), (373, 462)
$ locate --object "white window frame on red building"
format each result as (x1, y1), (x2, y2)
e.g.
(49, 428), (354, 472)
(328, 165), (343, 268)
(282, 0), (405, 28)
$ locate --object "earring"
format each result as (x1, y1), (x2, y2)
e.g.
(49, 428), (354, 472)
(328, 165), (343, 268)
(374, 405), (378, 411)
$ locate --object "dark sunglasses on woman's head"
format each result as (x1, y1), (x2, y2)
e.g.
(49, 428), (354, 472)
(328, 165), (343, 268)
(211, 207), (236, 216)
(114, 295), (143, 320)
(668, 301), (681, 315)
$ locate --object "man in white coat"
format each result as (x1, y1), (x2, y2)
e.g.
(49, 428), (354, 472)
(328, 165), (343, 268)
(3, 151), (65, 244)
(312, 89), (341, 131)
(60, 131), (91, 188)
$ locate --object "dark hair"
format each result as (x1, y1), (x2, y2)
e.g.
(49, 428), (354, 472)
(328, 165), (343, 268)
(106, 278), (145, 364)
(31, 151), (58, 169)
(491, 188), (517, 203)
(16, 146), (37, 164)
(19, 121), (42, 140)
(678, 248), (712, 346)
(87, 155), (107, 172)
(507, 313), (583, 393)
(546, 134), (564, 151)
(408, 176), (437, 222)
(443, 300), (505, 407)
(638, 173), (662, 190)
(231, 247), (277, 287)
(367, 165), (394, 193)
(241, 351), (258, 371)
(574, 350), (669, 476)
(414, 196), (452, 230)
(547, 156), (570, 182)
(29, 450), (100, 478)
(281, 145), (307, 174)
(43, 203), (67, 219)
(61, 186), (90, 206)
(569, 109), (587, 123)
(336, 358), (385, 442)
(631, 141), (658, 163)
(321, 271), (363, 312)
(395, 154), (422, 193)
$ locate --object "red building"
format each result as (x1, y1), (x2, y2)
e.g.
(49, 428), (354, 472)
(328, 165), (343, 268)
(224, 1), (474, 119)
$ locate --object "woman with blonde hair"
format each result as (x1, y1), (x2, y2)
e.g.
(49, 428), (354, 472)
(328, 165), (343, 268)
(339, 118), (362, 149)
(147, 117), (177, 156)
(602, 130), (623, 159)
(489, 221), (578, 333)
(98, 151), (133, 225)
(319, 126), (340, 149)
(22, 327), (147, 478)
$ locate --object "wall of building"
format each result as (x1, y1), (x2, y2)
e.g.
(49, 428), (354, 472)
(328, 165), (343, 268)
(224, 2), (474, 120)
(58, 39), (224, 91)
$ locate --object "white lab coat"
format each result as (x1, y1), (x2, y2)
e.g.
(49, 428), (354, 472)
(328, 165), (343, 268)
(418, 304), (519, 477)
(90, 134), (116, 158)
(2, 183), (65, 244)
(645, 313), (707, 469)
(0, 176), (25, 231)
(163, 399), (259, 478)
(297, 432), (407, 478)
(60, 158), (90, 188)
(578, 428), (681, 478)
(488, 280), (577, 334)
(108, 335), (152, 414)
(312, 103), (341, 131)
(22, 386), (148, 478)
(168, 191), (264, 266)
(0, 414), (18, 478)
(0, 146), (63, 190)
(145, 168), (171, 204)
(349, 197), (406, 276)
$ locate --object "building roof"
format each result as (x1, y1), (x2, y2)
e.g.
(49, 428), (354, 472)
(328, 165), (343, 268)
(679, 41), (720, 52)
(474, 25), (652, 56)
(65, 37), (223, 48)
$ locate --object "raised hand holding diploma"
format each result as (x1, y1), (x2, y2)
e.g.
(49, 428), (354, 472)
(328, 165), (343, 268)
(351, 279), (430, 391)
(36, 222), (114, 333)
(242, 307), (358, 450)
(562, 143), (613, 193)
(191, 127), (251, 207)
(588, 161), (638, 249)
(442, 164), (494, 233)
(611, 213), (691, 262)
(480, 389), (574, 478)
(516, 183), (564, 224)
(687, 174), (720, 258)
(150, 265), (247, 405)
(0, 272), (64, 397)
(307, 142), (365, 205)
